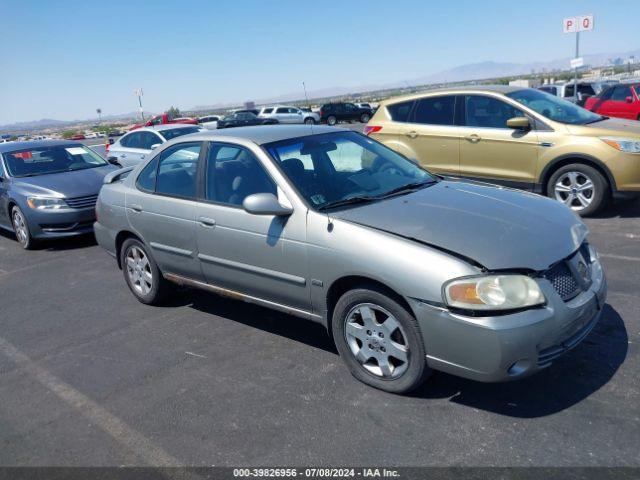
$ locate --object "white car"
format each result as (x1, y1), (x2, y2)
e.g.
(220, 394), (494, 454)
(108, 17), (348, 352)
(198, 115), (221, 130)
(107, 124), (202, 167)
(258, 105), (319, 124)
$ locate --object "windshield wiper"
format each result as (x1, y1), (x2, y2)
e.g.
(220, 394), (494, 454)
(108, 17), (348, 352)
(376, 180), (437, 198)
(317, 180), (436, 211)
(318, 196), (378, 211)
(582, 115), (608, 125)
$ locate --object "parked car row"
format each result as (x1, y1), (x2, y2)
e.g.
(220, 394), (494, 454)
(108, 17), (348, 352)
(0, 90), (623, 394)
(585, 82), (640, 121)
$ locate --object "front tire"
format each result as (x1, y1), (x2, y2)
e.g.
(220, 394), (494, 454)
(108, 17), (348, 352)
(304, 117), (315, 125)
(12, 206), (34, 249)
(121, 238), (172, 305)
(332, 286), (431, 393)
(547, 163), (608, 216)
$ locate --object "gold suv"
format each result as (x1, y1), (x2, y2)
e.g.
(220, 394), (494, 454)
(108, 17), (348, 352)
(365, 85), (640, 215)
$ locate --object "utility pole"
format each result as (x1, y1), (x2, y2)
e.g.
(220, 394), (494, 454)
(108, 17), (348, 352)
(302, 81), (309, 107)
(134, 89), (145, 121)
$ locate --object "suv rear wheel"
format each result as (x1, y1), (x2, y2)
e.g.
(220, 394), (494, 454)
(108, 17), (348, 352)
(326, 115), (337, 126)
(547, 163), (609, 216)
(360, 113), (371, 123)
(332, 286), (431, 393)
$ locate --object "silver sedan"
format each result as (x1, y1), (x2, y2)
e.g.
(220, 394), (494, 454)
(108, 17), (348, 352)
(94, 125), (607, 393)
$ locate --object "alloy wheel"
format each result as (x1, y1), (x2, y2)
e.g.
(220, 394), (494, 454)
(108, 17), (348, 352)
(126, 246), (153, 296)
(554, 171), (595, 211)
(12, 210), (28, 246)
(344, 303), (409, 379)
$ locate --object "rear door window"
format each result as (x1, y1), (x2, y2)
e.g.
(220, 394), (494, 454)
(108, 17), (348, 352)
(121, 132), (142, 148)
(155, 142), (202, 199)
(386, 101), (415, 122)
(411, 96), (456, 126)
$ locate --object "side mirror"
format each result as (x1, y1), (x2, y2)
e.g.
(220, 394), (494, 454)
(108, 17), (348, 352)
(506, 116), (531, 130)
(150, 144), (161, 150)
(626, 96), (633, 104)
(107, 157), (121, 166)
(243, 193), (293, 216)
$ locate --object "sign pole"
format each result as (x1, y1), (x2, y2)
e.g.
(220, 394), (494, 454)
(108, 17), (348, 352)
(574, 31), (580, 103)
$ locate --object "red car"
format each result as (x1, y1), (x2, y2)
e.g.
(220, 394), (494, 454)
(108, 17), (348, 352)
(129, 113), (198, 131)
(585, 83), (640, 121)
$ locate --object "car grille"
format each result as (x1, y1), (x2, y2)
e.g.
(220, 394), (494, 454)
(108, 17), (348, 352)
(64, 194), (99, 209)
(544, 261), (580, 301)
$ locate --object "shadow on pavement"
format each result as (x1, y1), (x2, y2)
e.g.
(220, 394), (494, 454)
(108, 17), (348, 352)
(593, 198), (640, 219)
(0, 229), (97, 251)
(410, 304), (628, 418)
(185, 288), (627, 418)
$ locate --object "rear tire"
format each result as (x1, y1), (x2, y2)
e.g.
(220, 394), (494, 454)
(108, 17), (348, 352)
(332, 286), (431, 394)
(546, 163), (609, 216)
(120, 238), (172, 305)
(360, 113), (371, 123)
(326, 115), (337, 126)
(11, 206), (35, 250)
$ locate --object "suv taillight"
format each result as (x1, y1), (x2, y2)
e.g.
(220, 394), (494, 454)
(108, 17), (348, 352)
(363, 126), (382, 136)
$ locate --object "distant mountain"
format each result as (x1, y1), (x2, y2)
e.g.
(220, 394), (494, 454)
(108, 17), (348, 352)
(0, 112), (151, 134)
(4, 48), (638, 131)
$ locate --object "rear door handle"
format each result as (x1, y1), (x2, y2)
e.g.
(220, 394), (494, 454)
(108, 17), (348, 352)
(129, 204), (142, 213)
(464, 134), (481, 143)
(119, 154), (126, 158)
(405, 131), (418, 139)
(198, 216), (216, 227)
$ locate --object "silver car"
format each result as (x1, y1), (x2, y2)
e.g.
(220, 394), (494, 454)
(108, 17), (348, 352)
(107, 124), (202, 167)
(94, 125), (607, 393)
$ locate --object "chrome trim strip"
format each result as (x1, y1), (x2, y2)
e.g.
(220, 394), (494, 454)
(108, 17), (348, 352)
(149, 242), (193, 257)
(163, 273), (320, 321)
(197, 253), (306, 286)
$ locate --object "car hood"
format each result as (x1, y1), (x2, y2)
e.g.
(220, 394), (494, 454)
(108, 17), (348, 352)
(331, 180), (587, 271)
(12, 165), (117, 198)
(567, 117), (640, 137)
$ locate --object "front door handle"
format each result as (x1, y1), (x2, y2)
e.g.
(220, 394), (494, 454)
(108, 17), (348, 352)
(464, 134), (481, 143)
(198, 216), (216, 227)
(129, 204), (142, 213)
(405, 131), (419, 139)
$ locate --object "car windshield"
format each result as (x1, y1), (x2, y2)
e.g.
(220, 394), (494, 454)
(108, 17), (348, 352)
(264, 131), (435, 210)
(506, 89), (604, 125)
(3, 145), (108, 177)
(159, 126), (201, 141)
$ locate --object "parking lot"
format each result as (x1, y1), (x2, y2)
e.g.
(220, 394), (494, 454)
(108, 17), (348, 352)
(0, 184), (638, 466)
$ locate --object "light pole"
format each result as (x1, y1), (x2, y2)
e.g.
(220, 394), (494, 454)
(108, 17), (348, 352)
(134, 89), (145, 121)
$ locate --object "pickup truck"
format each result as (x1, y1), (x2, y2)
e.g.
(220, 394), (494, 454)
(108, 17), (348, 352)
(129, 113), (198, 131)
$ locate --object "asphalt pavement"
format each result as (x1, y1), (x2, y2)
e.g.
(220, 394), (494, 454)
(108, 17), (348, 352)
(0, 131), (638, 467)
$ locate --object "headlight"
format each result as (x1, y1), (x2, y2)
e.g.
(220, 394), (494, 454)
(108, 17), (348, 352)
(26, 197), (67, 210)
(443, 275), (545, 311)
(600, 137), (640, 153)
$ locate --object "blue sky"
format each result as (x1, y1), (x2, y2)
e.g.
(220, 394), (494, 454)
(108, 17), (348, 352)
(0, 0), (637, 124)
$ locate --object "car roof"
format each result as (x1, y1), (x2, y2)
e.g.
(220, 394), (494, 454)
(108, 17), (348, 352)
(134, 124), (200, 133)
(0, 139), (82, 154)
(176, 125), (350, 145)
(380, 84), (525, 105)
